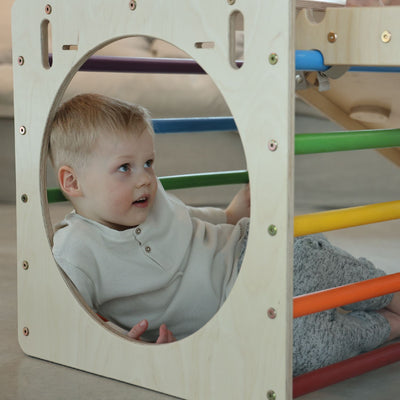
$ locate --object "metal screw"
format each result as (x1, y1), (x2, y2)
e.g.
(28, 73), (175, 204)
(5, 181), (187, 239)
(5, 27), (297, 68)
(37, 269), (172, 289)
(327, 32), (337, 43)
(227, 0), (236, 4)
(22, 260), (29, 270)
(267, 390), (276, 400)
(268, 53), (278, 65)
(295, 74), (304, 85)
(268, 225), (277, 236)
(23, 327), (30, 336)
(21, 194), (28, 203)
(19, 126), (26, 135)
(45, 4), (52, 14)
(268, 140), (278, 152)
(381, 30), (392, 43)
(17, 56), (24, 66)
(267, 308), (277, 319)
(129, 0), (137, 10)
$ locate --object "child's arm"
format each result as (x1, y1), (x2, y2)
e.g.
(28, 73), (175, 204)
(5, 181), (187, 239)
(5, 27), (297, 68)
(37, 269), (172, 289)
(186, 205), (227, 224)
(224, 184), (250, 225)
(127, 320), (176, 344)
(186, 184), (250, 225)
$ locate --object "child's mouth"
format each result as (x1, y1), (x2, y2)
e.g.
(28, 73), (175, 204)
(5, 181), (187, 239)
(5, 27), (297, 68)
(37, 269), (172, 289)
(133, 196), (149, 208)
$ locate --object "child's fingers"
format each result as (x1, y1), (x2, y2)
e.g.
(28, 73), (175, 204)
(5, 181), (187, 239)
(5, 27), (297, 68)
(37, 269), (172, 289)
(127, 319), (148, 340)
(156, 324), (168, 343)
(167, 328), (177, 343)
(156, 324), (176, 343)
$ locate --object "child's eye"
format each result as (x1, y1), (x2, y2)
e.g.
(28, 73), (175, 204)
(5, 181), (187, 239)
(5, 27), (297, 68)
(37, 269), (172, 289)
(118, 164), (130, 173)
(144, 159), (153, 168)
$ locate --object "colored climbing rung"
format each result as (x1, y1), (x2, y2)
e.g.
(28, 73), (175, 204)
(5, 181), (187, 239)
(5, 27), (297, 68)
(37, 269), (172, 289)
(294, 200), (400, 236)
(46, 170), (250, 203)
(293, 342), (400, 398)
(77, 52), (400, 74)
(152, 117), (237, 133)
(294, 272), (400, 318)
(152, 118), (400, 154)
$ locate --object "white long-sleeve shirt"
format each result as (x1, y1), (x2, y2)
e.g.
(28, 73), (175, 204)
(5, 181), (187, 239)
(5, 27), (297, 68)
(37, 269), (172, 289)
(53, 183), (248, 340)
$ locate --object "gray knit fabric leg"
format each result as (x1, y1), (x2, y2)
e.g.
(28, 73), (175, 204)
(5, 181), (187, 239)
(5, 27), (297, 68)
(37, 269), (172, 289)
(293, 234), (393, 310)
(293, 234), (392, 375)
(293, 310), (390, 376)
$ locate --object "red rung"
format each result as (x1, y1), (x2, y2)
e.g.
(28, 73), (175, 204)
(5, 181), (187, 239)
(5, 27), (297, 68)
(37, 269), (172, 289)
(293, 342), (400, 398)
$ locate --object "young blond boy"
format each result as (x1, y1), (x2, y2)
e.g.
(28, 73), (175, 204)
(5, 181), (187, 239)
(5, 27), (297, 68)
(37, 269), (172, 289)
(50, 93), (400, 375)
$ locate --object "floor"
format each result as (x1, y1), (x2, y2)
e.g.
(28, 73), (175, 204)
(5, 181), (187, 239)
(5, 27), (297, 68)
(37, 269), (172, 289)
(2, 114), (400, 399)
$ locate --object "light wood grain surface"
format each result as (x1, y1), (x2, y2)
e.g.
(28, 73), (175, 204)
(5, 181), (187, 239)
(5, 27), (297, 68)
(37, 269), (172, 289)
(12, 0), (294, 398)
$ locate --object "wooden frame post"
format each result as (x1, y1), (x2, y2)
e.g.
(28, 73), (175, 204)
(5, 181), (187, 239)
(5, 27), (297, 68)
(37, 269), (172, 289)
(13, 0), (294, 398)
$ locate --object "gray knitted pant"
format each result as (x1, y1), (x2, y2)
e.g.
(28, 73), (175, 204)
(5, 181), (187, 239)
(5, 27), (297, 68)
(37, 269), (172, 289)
(238, 232), (392, 376)
(293, 234), (392, 376)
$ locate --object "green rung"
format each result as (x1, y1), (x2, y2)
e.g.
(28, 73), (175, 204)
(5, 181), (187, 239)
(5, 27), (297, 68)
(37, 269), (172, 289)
(47, 128), (400, 203)
(47, 170), (249, 203)
(295, 128), (400, 154)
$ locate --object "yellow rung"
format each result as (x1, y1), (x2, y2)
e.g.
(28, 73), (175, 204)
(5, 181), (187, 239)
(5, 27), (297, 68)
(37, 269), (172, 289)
(294, 200), (400, 237)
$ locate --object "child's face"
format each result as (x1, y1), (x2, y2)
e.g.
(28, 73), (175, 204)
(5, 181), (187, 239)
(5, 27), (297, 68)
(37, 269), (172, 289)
(75, 129), (158, 230)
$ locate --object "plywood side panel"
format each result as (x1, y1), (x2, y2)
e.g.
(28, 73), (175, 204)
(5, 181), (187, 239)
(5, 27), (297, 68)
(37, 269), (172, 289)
(296, 6), (400, 66)
(13, 0), (295, 398)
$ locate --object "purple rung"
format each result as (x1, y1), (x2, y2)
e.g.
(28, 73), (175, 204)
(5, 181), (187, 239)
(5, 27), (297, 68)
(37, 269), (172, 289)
(80, 56), (208, 74)
(78, 56), (244, 74)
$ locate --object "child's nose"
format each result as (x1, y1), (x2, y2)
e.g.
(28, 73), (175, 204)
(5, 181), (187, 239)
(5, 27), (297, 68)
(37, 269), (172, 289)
(135, 169), (151, 188)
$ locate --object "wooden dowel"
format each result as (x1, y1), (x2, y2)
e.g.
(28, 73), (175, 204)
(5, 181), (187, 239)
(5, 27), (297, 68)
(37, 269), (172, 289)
(293, 273), (400, 318)
(294, 200), (400, 236)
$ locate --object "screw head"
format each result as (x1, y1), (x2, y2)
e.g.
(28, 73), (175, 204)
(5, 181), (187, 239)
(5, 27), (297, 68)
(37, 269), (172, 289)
(21, 194), (28, 203)
(267, 390), (277, 400)
(268, 140), (278, 152)
(295, 74), (304, 85)
(45, 4), (52, 14)
(23, 327), (30, 336)
(268, 225), (277, 236)
(381, 30), (392, 43)
(267, 308), (277, 319)
(268, 53), (278, 65)
(22, 260), (29, 270)
(129, 0), (137, 10)
(17, 56), (24, 66)
(327, 32), (337, 43)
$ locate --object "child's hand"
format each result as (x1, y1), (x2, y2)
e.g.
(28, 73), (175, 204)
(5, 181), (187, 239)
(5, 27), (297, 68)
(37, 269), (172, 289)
(225, 184), (250, 225)
(127, 320), (176, 343)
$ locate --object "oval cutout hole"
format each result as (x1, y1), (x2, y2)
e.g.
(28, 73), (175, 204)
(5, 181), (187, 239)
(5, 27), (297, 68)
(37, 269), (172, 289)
(229, 10), (244, 69)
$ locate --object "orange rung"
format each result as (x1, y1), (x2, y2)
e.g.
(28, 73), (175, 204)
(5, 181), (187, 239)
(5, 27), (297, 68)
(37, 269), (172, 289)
(293, 273), (400, 318)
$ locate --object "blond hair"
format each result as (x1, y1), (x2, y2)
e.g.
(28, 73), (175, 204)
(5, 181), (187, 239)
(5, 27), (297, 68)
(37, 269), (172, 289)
(49, 93), (153, 170)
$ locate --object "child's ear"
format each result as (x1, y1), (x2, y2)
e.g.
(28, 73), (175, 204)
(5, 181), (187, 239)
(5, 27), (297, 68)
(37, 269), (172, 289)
(58, 165), (82, 198)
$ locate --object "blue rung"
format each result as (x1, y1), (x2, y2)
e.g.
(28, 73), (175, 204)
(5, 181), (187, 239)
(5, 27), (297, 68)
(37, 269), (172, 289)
(152, 117), (237, 133)
(296, 50), (329, 72)
(296, 51), (400, 73)
(349, 66), (400, 73)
